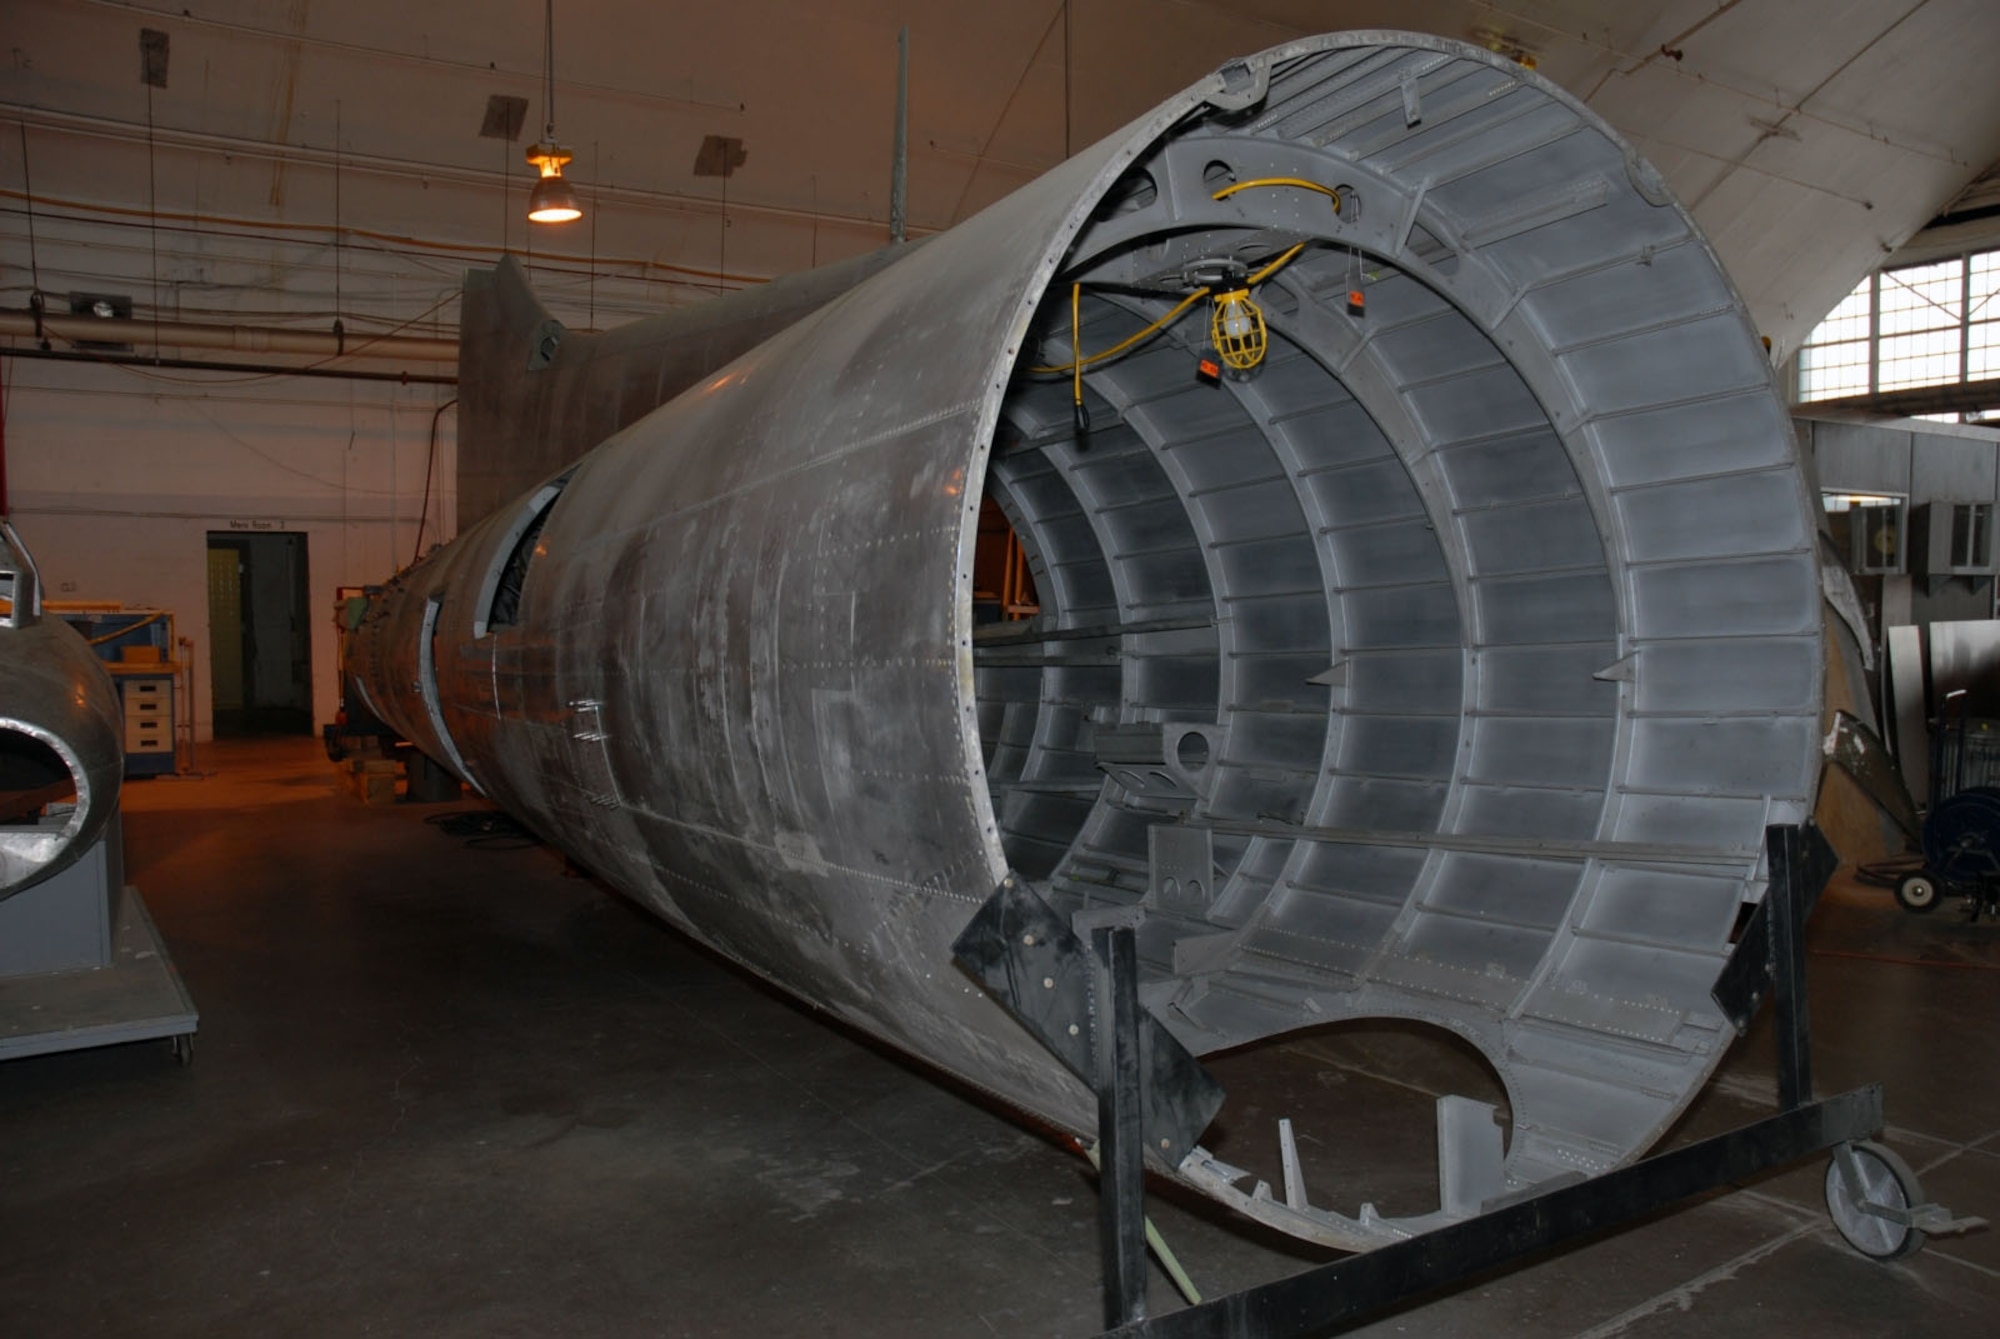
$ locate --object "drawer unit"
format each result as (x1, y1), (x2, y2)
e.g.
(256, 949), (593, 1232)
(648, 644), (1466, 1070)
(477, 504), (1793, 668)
(113, 673), (177, 773)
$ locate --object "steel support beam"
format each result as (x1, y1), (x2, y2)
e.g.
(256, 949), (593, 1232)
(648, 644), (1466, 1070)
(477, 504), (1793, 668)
(1106, 1086), (1885, 1339)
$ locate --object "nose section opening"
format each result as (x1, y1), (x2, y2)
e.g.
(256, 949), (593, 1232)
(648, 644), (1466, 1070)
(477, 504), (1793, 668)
(0, 724), (85, 895)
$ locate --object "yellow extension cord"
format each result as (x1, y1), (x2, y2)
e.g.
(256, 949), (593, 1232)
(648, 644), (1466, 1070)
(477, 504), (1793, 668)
(1034, 177), (1342, 377)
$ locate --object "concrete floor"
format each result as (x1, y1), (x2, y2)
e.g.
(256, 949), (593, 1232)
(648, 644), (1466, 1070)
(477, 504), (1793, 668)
(2, 737), (1996, 1336)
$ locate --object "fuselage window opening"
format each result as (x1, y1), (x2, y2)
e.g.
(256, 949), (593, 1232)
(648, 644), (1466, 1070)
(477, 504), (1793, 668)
(476, 469), (576, 637)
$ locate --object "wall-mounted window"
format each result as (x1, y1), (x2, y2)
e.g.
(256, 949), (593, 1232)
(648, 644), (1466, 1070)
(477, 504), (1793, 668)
(1797, 248), (2000, 420)
(1951, 503), (1993, 570)
(1823, 492), (1906, 574)
(1913, 500), (1999, 581)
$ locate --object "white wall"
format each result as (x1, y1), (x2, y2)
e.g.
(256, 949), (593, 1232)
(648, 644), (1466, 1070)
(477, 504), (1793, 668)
(4, 358), (455, 741)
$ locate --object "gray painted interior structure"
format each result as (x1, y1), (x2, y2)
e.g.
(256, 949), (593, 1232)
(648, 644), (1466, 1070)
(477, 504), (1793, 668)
(352, 33), (1827, 1250)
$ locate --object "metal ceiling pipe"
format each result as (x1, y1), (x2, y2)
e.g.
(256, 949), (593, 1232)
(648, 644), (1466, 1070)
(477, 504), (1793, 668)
(0, 521), (123, 899)
(350, 33), (1822, 1248)
(0, 311), (459, 363)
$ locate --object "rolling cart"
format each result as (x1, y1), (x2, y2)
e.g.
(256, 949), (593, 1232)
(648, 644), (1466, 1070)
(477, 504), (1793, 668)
(1887, 691), (2000, 919)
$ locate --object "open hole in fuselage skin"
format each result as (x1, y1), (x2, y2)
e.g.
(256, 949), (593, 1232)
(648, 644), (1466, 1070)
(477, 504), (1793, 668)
(1199, 1018), (1514, 1221)
(0, 727), (78, 827)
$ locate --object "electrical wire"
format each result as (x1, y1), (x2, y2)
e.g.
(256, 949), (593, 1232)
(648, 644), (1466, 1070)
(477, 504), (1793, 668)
(333, 100), (344, 322)
(947, 3), (1068, 226)
(412, 397), (457, 563)
(1811, 948), (2000, 974)
(1070, 281), (1084, 423)
(1211, 177), (1344, 212)
(1855, 856), (1925, 887)
(145, 83), (159, 354)
(1247, 242), (1308, 285)
(1080, 1140), (1202, 1305)
(0, 187), (768, 289)
(1, 358), (11, 517)
(165, 396), (407, 494)
(1030, 173), (1334, 375)
(15, 122), (40, 300)
(1030, 244), (1307, 376)
(1031, 173), (1341, 377)
(1030, 288), (1209, 375)
(0, 345), (455, 387)
(15, 288), (462, 391)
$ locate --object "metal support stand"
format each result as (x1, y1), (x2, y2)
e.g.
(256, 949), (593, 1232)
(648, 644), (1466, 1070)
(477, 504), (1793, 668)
(951, 824), (1983, 1338)
(953, 877), (1226, 1328)
(1, 814), (198, 1064)
(1086, 823), (1982, 1336)
(1767, 823), (1817, 1111)
(1088, 912), (1149, 1328)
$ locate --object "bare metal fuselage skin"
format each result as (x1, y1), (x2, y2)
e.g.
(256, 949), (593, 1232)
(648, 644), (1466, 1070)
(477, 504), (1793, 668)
(0, 521), (123, 898)
(354, 33), (1824, 1246)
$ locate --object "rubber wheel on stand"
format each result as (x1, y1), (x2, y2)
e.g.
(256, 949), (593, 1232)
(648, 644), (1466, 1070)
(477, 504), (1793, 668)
(1895, 870), (1942, 914)
(1825, 1141), (1926, 1259)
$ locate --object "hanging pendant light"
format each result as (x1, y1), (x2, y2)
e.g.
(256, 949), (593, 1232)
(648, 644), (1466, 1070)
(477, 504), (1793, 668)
(527, 150), (581, 224)
(526, 0), (582, 224)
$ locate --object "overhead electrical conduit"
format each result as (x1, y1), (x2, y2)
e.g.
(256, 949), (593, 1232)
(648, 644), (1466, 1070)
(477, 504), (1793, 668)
(0, 310), (459, 364)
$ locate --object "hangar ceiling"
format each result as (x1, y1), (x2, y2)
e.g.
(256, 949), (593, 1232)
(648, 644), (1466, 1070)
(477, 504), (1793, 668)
(3, 0), (2000, 360)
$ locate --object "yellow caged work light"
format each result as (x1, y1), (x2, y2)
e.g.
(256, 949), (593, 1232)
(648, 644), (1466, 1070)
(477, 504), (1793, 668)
(1210, 288), (1267, 371)
(1204, 241), (1308, 374)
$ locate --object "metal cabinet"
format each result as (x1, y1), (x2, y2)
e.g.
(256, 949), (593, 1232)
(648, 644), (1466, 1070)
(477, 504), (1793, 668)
(113, 670), (176, 776)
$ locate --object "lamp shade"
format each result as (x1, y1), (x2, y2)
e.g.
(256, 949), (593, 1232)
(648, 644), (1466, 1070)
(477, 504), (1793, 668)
(528, 173), (582, 224)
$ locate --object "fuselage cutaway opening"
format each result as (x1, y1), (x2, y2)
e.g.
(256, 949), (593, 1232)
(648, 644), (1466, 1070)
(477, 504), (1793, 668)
(959, 47), (1821, 1199)
(476, 468), (577, 638)
(976, 217), (1607, 1074)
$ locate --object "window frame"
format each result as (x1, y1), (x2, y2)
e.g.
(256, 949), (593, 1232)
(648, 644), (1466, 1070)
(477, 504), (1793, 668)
(1797, 246), (2000, 408)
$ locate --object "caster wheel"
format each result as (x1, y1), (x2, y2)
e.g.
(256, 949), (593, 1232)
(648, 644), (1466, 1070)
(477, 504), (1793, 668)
(1826, 1141), (1926, 1260)
(1895, 871), (1941, 914)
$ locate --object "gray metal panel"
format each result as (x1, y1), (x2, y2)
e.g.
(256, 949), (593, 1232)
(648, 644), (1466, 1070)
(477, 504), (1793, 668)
(455, 248), (913, 529)
(1808, 419), (1914, 497)
(1886, 624), (1929, 806)
(1911, 432), (1998, 503)
(1929, 620), (2000, 708)
(0, 881), (197, 1062)
(0, 816), (118, 976)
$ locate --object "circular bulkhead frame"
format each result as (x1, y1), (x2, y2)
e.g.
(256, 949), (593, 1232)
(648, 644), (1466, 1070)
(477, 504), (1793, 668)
(962, 33), (1821, 1236)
